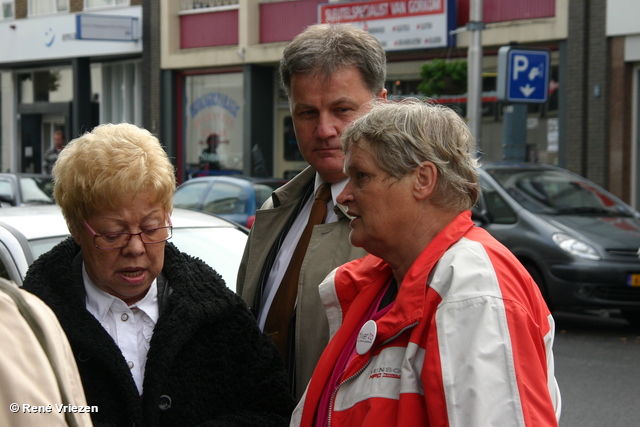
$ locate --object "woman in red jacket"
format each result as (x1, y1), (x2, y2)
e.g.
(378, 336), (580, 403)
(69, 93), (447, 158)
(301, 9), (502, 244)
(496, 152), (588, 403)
(292, 99), (561, 427)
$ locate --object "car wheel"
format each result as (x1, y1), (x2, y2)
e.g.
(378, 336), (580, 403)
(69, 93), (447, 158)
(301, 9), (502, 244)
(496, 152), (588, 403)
(621, 310), (640, 328)
(522, 262), (553, 311)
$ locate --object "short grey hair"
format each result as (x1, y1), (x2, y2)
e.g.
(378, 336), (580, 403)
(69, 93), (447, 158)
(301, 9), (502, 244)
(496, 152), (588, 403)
(279, 24), (387, 98)
(341, 99), (480, 211)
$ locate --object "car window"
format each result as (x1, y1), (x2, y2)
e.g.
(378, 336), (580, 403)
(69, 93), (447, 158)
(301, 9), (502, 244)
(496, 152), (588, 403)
(0, 248), (12, 281)
(202, 182), (246, 214)
(488, 168), (635, 216)
(0, 179), (14, 203)
(0, 240), (22, 284)
(20, 176), (55, 204)
(253, 184), (275, 208)
(479, 179), (517, 224)
(174, 182), (210, 209)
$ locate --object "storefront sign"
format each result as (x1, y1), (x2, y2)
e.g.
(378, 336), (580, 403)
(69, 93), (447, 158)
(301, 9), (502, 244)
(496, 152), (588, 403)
(76, 14), (140, 42)
(318, 0), (455, 51)
(0, 6), (141, 64)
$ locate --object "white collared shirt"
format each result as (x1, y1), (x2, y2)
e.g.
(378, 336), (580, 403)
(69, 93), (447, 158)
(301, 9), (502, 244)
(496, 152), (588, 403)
(257, 174), (348, 330)
(83, 265), (159, 395)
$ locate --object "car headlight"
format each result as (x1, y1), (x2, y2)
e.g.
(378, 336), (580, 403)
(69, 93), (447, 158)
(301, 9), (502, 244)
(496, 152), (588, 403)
(552, 233), (601, 260)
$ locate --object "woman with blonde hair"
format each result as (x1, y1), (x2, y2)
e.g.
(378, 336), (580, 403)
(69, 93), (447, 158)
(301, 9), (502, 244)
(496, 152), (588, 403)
(24, 123), (294, 427)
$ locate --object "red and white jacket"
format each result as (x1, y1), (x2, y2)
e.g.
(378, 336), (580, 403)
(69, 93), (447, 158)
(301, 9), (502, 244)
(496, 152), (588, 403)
(292, 211), (561, 427)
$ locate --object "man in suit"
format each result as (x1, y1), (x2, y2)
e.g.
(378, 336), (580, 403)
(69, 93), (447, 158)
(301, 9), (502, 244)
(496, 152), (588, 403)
(237, 23), (388, 400)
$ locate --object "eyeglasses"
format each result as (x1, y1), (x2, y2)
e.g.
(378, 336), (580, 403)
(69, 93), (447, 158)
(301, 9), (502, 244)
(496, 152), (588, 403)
(83, 216), (173, 250)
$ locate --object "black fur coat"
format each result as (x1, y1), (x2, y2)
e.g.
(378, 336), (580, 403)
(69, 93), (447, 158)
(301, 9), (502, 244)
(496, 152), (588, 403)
(23, 238), (294, 427)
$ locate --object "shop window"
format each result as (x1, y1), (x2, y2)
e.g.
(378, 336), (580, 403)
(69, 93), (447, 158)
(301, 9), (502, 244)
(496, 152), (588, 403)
(184, 72), (244, 177)
(85, 0), (129, 9)
(18, 68), (73, 104)
(1, 0), (13, 19)
(28, 0), (68, 16)
(101, 61), (141, 126)
(386, 79), (422, 98)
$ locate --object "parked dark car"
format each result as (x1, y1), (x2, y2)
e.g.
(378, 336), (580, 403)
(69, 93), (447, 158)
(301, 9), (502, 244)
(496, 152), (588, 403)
(173, 176), (288, 228)
(0, 173), (54, 207)
(472, 162), (640, 325)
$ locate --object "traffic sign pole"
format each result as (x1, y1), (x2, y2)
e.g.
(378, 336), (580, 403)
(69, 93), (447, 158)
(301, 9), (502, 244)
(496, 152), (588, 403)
(502, 104), (528, 161)
(467, 0), (483, 154)
(497, 46), (550, 161)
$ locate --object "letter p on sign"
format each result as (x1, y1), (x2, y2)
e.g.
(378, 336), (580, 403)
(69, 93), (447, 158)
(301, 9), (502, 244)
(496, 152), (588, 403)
(512, 55), (529, 80)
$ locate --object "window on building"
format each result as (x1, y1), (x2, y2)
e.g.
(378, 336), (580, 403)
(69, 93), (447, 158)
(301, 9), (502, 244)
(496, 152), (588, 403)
(2, 0), (13, 19)
(180, 0), (238, 11)
(17, 68), (73, 104)
(28, 0), (68, 16)
(184, 72), (244, 177)
(100, 61), (142, 126)
(85, 0), (129, 9)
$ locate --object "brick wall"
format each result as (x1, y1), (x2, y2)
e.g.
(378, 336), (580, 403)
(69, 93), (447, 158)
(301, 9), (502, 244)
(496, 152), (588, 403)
(70, 0), (83, 13)
(14, 0), (26, 19)
(564, 0), (587, 175)
(585, 0), (608, 187)
(564, 0), (609, 188)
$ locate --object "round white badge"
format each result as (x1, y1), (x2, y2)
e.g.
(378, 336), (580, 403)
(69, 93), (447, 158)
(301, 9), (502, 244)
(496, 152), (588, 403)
(356, 320), (377, 355)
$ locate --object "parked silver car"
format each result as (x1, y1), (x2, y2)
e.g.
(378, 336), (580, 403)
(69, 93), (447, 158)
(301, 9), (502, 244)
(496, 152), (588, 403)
(0, 205), (247, 292)
(0, 173), (54, 207)
(473, 163), (640, 325)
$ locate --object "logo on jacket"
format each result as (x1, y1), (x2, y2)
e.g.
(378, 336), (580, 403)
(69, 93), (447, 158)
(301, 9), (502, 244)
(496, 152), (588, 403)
(369, 366), (401, 380)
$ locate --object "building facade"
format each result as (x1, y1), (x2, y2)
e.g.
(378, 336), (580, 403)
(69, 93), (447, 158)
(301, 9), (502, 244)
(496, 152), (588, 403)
(605, 0), (640, 208)
(5, 1), (634, 209)
(0, 0), (144, 174)
(161, 0), (574, 186)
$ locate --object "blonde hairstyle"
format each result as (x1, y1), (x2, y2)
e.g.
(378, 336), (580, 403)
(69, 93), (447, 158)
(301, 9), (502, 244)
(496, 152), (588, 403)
(279, 23), (387, 98)
(341, 99), (480, 211)
(52, 123), (176, 234)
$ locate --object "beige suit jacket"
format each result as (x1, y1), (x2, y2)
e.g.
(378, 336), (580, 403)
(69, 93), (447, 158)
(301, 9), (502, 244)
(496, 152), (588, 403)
(237, 166), (367, 400)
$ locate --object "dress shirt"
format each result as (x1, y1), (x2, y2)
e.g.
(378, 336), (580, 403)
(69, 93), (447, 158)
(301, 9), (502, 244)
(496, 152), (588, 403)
(257, 175), (348, 331)
(83, 265), (159, 395)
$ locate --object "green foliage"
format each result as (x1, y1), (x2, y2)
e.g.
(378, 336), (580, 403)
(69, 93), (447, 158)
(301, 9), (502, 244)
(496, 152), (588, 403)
(417, 59), (468, 97)
(49, 70), (61, 93)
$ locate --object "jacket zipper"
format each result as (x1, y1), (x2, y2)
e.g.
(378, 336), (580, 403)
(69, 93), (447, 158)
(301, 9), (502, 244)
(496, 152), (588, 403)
(326, 321), (419, 427)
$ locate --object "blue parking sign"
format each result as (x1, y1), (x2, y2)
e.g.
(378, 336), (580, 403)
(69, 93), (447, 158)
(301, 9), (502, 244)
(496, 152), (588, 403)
(497, 47), (550, 103)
